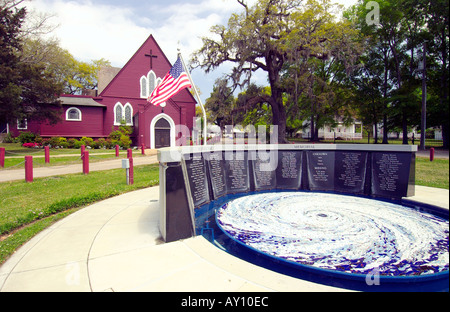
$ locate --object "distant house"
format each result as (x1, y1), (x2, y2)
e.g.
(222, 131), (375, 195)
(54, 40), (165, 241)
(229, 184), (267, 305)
(302, 119), (363, 140)
(7, 35), (197, 149)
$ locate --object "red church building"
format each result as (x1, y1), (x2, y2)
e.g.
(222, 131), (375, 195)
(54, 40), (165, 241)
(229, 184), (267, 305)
(7, 35), (197, 149)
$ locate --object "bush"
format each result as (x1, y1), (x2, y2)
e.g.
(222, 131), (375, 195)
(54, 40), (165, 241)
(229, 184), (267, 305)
(22, 142), (41, 148)
(108, 124), (133, 149)
(59, 137), (68, 148)
(17, 131), (37, 144)
(119, 134), (131, 149)
(3, 133), (16, 143)
(67, 138), (78, 149)
(80, 137), (94, 147)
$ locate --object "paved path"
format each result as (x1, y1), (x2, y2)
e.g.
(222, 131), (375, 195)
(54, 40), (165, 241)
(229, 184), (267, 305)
(0, 187), (346, 292)
(416, 149), (449, 159)
(0, 155), (158, 183)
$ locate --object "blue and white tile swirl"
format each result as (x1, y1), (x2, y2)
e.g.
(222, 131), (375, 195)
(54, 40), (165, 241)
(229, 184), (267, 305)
(216, 192), (449, 276)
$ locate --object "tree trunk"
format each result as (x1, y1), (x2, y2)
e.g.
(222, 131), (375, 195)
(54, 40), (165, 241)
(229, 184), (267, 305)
(269, 86), (287, 144)
(402, 111), (408, 145)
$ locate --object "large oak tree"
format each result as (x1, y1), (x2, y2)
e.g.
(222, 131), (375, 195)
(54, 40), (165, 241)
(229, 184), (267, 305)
(193, 0), (358, 143)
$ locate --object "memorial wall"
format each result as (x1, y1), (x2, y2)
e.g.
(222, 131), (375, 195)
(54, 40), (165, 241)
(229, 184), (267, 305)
(158, 144), (417, 242)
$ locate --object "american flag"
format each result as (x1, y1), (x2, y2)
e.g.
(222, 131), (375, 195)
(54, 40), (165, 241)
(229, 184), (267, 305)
(148, 56), (192, 106)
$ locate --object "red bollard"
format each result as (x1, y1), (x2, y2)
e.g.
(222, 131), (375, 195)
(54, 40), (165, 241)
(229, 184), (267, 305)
(115, 145), (120, 157)
(83, 150), (89, 174)
(44, 146), (50, 164)
(128, 157), (134, 185)
(127, 149), (133, 159)
(25, 155), (33, 183)
(141, 144), (145, 155)
(0, 147), (5, 168)
(430, 147), (435, 162)
(81, 145), (85, 157)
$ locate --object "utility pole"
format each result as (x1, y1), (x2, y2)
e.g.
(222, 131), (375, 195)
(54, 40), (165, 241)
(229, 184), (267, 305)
(420, 41), (427, 151)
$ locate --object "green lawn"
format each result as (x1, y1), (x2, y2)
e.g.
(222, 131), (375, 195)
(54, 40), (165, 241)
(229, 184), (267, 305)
(1, 143), (143, 169)
(0, 146), (448, 265)
(416, 157), (449, 190)
(0, 164), (159, 264)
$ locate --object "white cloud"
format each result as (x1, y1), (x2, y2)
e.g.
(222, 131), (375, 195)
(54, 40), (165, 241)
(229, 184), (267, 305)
(23, 0), (357, 102)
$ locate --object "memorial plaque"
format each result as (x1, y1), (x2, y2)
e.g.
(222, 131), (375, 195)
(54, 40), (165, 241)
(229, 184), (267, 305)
(371, 152), (412, 198)
(307, 151), (335, 191)
(206, 152), (227, 199)
(276, 151), (303, 189)
(225, 152), (250, 194)
(252, 154), (276, 191)
(185, 153), (210, 207)
(334, 151), (368, 194)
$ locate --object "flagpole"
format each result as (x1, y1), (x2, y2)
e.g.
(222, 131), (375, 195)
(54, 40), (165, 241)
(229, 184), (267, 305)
(178, 52), (208, 146)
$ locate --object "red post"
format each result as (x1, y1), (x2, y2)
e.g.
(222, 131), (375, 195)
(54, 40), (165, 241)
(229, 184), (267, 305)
(115, 145), (120, 157)
(127, 149), (133, 159)
(83, 150), (89, 174)
(25, 155), (33, 183)
(141, 144), (145, 155)
(128, 157), (134, 185)
(0, 147), (5, 168)
(44, 146), (50, 164)
(430, 147), (435, 162)
(81, 145), (85, 157)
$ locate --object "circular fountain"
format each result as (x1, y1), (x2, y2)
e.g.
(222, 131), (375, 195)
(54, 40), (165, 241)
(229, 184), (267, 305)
(158, 144), (448, 291)
(214, 192), (449, 291)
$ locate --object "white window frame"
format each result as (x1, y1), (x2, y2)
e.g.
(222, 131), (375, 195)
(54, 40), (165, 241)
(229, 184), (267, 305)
(65, 107), (82, 121)
(114, 102), (124, 126)
(114, 102), (133, 126)
(17, 118), (27, 130)
(123, 103), (133, 126)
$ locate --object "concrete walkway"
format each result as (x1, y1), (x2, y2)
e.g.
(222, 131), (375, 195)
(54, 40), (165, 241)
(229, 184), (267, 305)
(0, 185), (448, 292)
(0, 187), (345, 292)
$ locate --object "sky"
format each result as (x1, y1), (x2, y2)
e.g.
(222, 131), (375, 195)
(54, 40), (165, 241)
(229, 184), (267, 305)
(22, 0), (358, 103)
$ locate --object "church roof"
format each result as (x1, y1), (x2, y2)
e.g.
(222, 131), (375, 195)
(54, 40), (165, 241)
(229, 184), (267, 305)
(59, 95), (106, 107)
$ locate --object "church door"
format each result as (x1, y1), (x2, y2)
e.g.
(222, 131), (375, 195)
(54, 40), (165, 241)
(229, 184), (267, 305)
(154, 118), (171, 149)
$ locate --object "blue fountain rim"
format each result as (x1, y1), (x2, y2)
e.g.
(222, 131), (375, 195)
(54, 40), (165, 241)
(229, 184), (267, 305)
(209, 190), (449, 285)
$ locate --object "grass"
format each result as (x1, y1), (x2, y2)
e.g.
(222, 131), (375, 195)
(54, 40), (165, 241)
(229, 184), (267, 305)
(1, 143), (144, 169)
(0, 143), (448, 265)
(288, 137), (445, 148)
(416, 157), (449, 190)
(0, 164), (159, 264)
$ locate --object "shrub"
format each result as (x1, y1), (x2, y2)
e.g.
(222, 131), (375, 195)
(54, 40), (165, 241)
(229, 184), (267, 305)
(67, 138), (78, 149)
(59, 137), (68, 148)
(119, 134), (131, 149)
(17, 131), (37, 144)
(96, 138), (107, 149)
(3, 133), (16, 143)
(48, 137), (61, 148)
(80, 137), (94, 147)
(22, 142), (41, 148)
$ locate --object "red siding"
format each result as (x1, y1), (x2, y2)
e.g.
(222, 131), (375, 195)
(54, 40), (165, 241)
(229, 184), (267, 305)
(41, 106), (105, 138)
(10, 35), (196, 147)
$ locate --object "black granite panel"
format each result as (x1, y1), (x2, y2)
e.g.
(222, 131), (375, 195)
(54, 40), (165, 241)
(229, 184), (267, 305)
(165, 164), (194, 242)
(334, 151), (368, 194)
(252, 152), (277, 191)
(206, 152), (227, 199)
(307, 151), (335, 191)
(276, 150), (303, 190)
(371, 152), (412, 199)
(225, 151), (250, 194)
(185, 153), (210, 207)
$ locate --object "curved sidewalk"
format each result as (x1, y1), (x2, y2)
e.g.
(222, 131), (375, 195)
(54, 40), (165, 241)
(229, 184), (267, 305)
(0, 186), (448, 292)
